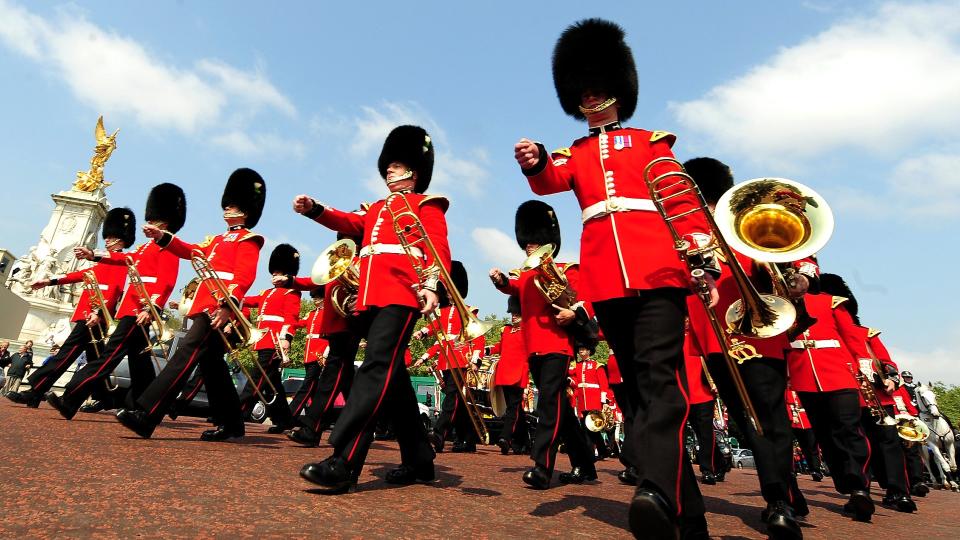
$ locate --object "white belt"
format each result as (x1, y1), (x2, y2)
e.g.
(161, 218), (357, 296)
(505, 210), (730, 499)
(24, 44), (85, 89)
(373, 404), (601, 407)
(307, 333), (322, 339)
(139, 276), (157, 284)
(359, 244), (423, 258)
(213, 271), (233, 280)
(98, 284), (109, 290)
(582, 197), (657, 223)
(260, 315), (284, 323)
(578, 383), (600, 389)
(790, 339), (840, 350)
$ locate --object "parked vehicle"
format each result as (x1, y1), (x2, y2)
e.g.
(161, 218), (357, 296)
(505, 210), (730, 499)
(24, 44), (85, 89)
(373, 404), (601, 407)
(731, 448), (756, 469)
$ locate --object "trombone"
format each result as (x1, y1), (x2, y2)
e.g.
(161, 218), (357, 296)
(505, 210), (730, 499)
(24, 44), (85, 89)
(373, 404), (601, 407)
(123, 256), (174, 372)
(385, 192), (492, 444)
(190, 249), (279, 406)
(643, 157), (791, 436)
(81, 270), (118, 357)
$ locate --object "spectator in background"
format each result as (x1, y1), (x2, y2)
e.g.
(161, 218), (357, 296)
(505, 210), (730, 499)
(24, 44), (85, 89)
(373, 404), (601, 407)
(41, 345), (61, 366)
(3, 342), (34, 395)
(0, 341), (11, 385)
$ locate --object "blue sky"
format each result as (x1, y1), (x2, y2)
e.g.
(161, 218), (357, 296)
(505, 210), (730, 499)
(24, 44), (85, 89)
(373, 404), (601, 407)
(1, 1), (957, 382)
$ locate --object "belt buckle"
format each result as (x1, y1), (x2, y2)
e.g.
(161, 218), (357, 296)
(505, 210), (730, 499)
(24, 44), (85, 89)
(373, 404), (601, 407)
(803, 340), (817, 349)
(605, 197), (621, 213)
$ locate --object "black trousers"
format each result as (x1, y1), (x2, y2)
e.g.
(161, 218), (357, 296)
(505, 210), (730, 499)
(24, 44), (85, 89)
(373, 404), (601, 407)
(328, 306), (431, 472)
(136, 315), (242, 430)
(793, 428), (823, 473)
(61, 316), (156, 412)
(238, 349), (294, 428)
(689, 400), (721, 475)
(594, 290), (704, 518)
(290, 362), (322, 418)
(609, 382), (633, 467)
(528, 353), (593, 472)
(433, 370), (478, 444)
(706, 354), (803, 507)
(298, 332), (360, 435)
(797, 389), (871, 494)
(498, 385), (529, 448)
(903, 440), (925, 488)
(862, 406), (909, 494)
(26, 321), (101, 395)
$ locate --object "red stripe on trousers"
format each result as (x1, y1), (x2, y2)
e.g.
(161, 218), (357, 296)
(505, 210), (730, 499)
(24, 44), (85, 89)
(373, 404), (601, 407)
(66, 323), (137, 398)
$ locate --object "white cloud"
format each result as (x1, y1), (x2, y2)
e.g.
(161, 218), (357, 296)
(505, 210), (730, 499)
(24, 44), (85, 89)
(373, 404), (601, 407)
(671, 1), (960, 168)
(210, 130), (306, 159)
(471, 227), (524, 270)
(0, 1), (295, 144)
(891, 345), (960, 387)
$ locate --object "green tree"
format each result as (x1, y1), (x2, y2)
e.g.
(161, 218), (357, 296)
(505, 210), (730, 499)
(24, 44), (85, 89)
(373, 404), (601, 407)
(930, 382), (960, 423)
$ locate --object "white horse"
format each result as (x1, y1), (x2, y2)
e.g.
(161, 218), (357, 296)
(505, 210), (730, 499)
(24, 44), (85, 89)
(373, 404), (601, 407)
(916, 383), (959, 491)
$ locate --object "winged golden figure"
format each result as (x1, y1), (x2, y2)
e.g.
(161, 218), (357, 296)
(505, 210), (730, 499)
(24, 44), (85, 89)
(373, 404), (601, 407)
(73, 116), (119, 192)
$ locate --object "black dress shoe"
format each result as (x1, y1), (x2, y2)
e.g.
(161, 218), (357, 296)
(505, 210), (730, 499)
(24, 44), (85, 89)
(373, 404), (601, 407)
(79, 400), (107, 413)
(715, 471), (726, 482)
(559, 465), (599, 484)
(496, 438), (511, 455)
(700, 472), (717, 485)
(451, 441), (476, 453)
(882, 491), (917, 513)
(619, 466), (639, 486)
(287, 427), (321, 447)
(116, 409), (156, 439)
(843, 490), (875, 521)
(522, 465), (551, 490)
(428, 432), (444, 454)
(385, 462), (436, 485)
(374, 429), (395, 440)
(7, 391), (41, 407)
(628, 488), (678, 540)
(45, 392), (76, 421)
(811, 471), (823, 482)
(267, 424), (293, 434)
(200, 426), (245, 441)
(300, 456), (354, 493)
(765, 501), (802, 540)
(912, 483), (929, 497)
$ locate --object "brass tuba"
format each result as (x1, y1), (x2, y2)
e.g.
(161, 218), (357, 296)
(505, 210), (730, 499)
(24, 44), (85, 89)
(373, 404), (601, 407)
(585, 404), (616, 432)
(520, 244), (576, 308)
(310, 239), (360, 318)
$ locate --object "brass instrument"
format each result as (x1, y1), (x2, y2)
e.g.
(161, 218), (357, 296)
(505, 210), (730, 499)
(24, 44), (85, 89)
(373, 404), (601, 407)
(176, 277), (201, 317)
(520, 244), (576, 308)
(81, 270), (119, 357)
(123, 256), (175, 372)
(644, 157), (789, 436)
(384, 192), (492, 444)
(310, 239), (360, 317)
(269, 329), (291, 366)
(190, 249), (278, 406)
(848, 363), (897, 427)
(585, 404), (616, 432)
(894, 414), (930, 445)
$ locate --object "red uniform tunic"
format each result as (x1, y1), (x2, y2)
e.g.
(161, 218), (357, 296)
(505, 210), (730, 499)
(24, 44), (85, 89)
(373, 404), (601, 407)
(496, 263), (587, 357)
(161, 227), (262, 317)
(892, 386), (919, 416)
(490, 323), (528, 387)
(785, 294), (862, 393)
(524, 129), (710, 301)
(604, 352), (623, 385)
(297, 307), (329, 364)
(291, 276), (351, 336)
(568, 359), (612, 414)
(420, 306), (469, 370)
(54, 260), (127, 322)
(785, 389), (812, 429)
(98, 241), (179, 318)
(860, 328), (899, 407)
(683, 329), (715, 405)
(310, 194), (451, 310)
(243, 288), (301, 351)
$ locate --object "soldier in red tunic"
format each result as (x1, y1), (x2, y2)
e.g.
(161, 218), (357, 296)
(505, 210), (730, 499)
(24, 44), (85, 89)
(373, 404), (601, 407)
(491, 200), (595, 489)
(295, 125), (448, 493)
(786, 387), (824, 482)
(514, 19), (717, 537)
(569, 341), (614, 459)
(236, 244), (302, 433)
(47, 184), (185, 419)
(9, 208), (134, 408)
(488, 296), (530, 455)
(116, 168), (266, 441)
(288, 286), (329, 418)
(683, 322), (722, 485)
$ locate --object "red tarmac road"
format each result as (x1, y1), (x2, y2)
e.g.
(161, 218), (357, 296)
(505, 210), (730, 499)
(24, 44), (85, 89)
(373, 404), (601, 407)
(1, 400), (957, 538)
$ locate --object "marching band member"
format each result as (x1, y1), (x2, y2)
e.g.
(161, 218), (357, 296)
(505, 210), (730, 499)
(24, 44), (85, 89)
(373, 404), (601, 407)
(683, 322), (723, 485)
(569, 341), (614, 459)
(115, 168), (266, 441)
(8, 208), (134, 408)
(818, 274), (916, 513)
(415, 261), (480, 454)
(237, 244), (302, 433)
(891, 383), (929, 496)
(47, 184), (185, 419)
(287, 286), (329, 418)
(786, 387), (824, 482)
(514, 19), (717, 537)
(490, 200), (595, 489)
(488, 296), (530, 455)
(294, 125), (448, 493)
(683, 158), (807, 538)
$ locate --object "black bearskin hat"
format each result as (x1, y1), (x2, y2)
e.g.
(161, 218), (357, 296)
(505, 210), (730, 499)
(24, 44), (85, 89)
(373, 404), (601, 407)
(819, 273), (860, 325)
(145, 183), (187, 233)
(377, 125), (434, 194)
(683, 157), (734, 206)
(553, 18), (638, 121)
(102, 207), (136, 248)
(268, 243), (300, 276)
(450, 260), (468, 299)
(515, 200), (561, 256)
(221, 168), (266, 228)
(507, 295), (521, 316)
(575, 338), (597, 356)
(309, 285), (325, 299)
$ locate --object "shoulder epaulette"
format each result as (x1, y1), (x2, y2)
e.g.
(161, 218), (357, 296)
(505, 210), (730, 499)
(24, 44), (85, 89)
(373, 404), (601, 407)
(831, 296), (849, 309)
(239, 231), (264, 244)
(551, 147), (572, 157)
(508, 268), (522, 279)
(358, 202), (372, 212)
(419, 194), (450, 213)
(197, 235), (215, 248)
(867, 328), (882, 338)
(650, 130), (677, 147)
(258, 289), (268, 296)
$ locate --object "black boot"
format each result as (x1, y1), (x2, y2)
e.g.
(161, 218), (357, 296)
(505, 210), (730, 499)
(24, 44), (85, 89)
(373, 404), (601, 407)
(287, 426), (321, 447)
(115, 409), (156, 439)
(558, 465), (599, 484)
(522, 465), (551, 490)
(881, 491), (917, 513)
(45, 392), (77, 421)
(200, 425), (245, 441)
(628, 488), (678, 540)
(843, 490), (875, 522)
(619, 466), (639, 486)
(764, 501), (802, 540)
(385, 462), (436, 485)
(300, 456), (354, 494)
